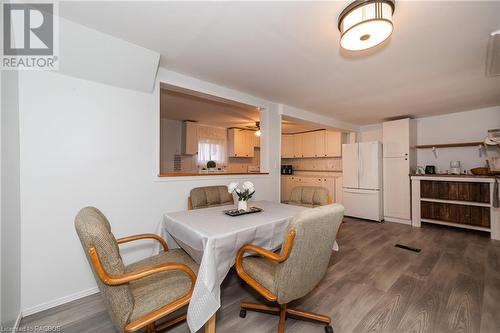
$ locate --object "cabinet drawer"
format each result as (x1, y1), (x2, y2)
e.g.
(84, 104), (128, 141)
(421, 201), (490, 227)
(420, 180), (490, 203)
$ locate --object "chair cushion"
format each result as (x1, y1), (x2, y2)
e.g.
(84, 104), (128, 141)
(241, 257), (278, 294)
(288, 186), (328, 207)
(190, 186), (234, 209)
(75, 207), (134, 330)
(127, 249), (199, 321)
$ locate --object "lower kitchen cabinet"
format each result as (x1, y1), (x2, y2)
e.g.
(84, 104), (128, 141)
(420, 201), (490, 228)
(281, 175), (341, 204)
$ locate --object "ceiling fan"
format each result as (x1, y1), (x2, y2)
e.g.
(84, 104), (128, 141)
(244, 121), (261, 137)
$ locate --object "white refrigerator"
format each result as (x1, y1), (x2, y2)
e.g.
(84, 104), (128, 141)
(342, 141), (383, 222)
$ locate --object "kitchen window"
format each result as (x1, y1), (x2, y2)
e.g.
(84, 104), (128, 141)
(197, 139), (227, 167)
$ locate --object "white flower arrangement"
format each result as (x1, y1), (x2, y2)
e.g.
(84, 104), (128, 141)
(228, 181), (255, 202)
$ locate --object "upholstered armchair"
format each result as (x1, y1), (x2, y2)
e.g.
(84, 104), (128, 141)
(188, 185), (234, 210)
(75, 207), (198, 333)
(288, 186), (330, 207)
(235, 204), (344, 333)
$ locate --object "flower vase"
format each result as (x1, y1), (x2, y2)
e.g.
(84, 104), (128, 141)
(238, 200), (248, 211)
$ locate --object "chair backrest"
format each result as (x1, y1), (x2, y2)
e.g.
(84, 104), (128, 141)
(75, 207), (133, 331)
(288, 186), (329, 207)
(189, 185), (234, 210)
(274, 204), (344, 304)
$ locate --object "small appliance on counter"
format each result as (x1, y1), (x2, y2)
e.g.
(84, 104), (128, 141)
(425, 165), (436, 174)
(450, 161), (462, 175)
(281, 165), (293, 175)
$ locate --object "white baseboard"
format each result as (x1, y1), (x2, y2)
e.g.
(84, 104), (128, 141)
(14, 312), (22, 329)
(22, 287), (99, 317)
(384, 216), (412, 225)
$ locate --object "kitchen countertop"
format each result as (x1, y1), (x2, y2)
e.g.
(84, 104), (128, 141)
(160, 172), (269, 177)
(410, 173), (499, 179)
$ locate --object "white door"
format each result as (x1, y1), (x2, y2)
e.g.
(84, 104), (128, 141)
(359, 142), (381, 190)
(342, 143), (359, 188)
(383, 157), (411, 220)
(383, 118), (409, 158)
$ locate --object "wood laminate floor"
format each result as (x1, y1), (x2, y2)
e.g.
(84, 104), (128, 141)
(19, 218), (500, 333)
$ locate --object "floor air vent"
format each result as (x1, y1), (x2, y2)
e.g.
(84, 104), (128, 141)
(395, 244), (421, 253)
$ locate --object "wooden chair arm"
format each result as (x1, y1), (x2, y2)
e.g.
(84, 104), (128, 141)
(117, 233), (169, 252)
(88, 245), (196, 286)
(234, 229), (296, 302)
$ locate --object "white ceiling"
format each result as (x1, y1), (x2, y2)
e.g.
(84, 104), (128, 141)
(160, 87), (260, 129)
(281, 116), (327, 134)
(60, 1), (500, 125)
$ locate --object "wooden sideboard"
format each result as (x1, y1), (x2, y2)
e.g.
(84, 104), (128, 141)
(411, 175), (500, 240)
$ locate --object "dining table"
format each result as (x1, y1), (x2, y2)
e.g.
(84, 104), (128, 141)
(155, 200), (338, 333)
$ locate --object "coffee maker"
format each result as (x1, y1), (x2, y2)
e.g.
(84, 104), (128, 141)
(281, 165), (293, 175)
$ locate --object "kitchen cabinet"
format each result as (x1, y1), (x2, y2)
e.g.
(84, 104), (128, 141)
(382, 118), (410, 158)
(281, 135), (294, 158)
(301, 132), (316, 158)
(228, 129), (254, 157)
(314, 131), (326, 157)
(382, 118), (416, 224)
(293, 134), (303, 158)
(325, 131), (342, 157)
(253, 133), (260, 148)
(335, 176), (343, 204)
(281, 175), (341, 204)
(282, 130), (342, 159)
(182, 121), (198, 155)
(383, 156), (411, 221)
(411, 175), (500, 240)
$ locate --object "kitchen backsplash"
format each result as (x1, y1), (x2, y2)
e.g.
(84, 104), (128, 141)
(281, 157), (342, 172)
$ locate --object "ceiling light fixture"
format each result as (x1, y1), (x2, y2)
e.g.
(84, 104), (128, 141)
(338, 0), (395, 51)
(254, 121), (261, 137)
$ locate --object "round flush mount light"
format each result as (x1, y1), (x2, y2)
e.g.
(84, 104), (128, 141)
(338, 0), (395, 51)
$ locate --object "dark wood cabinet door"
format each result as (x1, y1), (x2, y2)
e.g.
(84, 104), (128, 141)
(420, 180), (490, 203)
(421, 201), (490, 227)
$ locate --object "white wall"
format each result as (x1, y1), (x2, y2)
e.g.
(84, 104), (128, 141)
(357, 107), (500, 172)
(1, 70), (22, 327)
(416, 106), (500, 172)
(358, 124), (383, 142)
(17, 66), (283, 314)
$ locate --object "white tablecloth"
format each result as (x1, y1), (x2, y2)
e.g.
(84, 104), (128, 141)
(155, 200), (307, 333)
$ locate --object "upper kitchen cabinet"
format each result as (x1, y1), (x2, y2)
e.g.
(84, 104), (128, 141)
(281, 130), (342, 159)
(301, 132), (317, 158)
(228, 128), (255, 157)
(325, 131), (342, 157)
(182, 121), (199, 155)
(253, 133), (260, 148)
(314, 130), (326, 157)
(281, 135), (294, 158)
(382, 118), (416, 158)
(293, 133), (304, 158)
